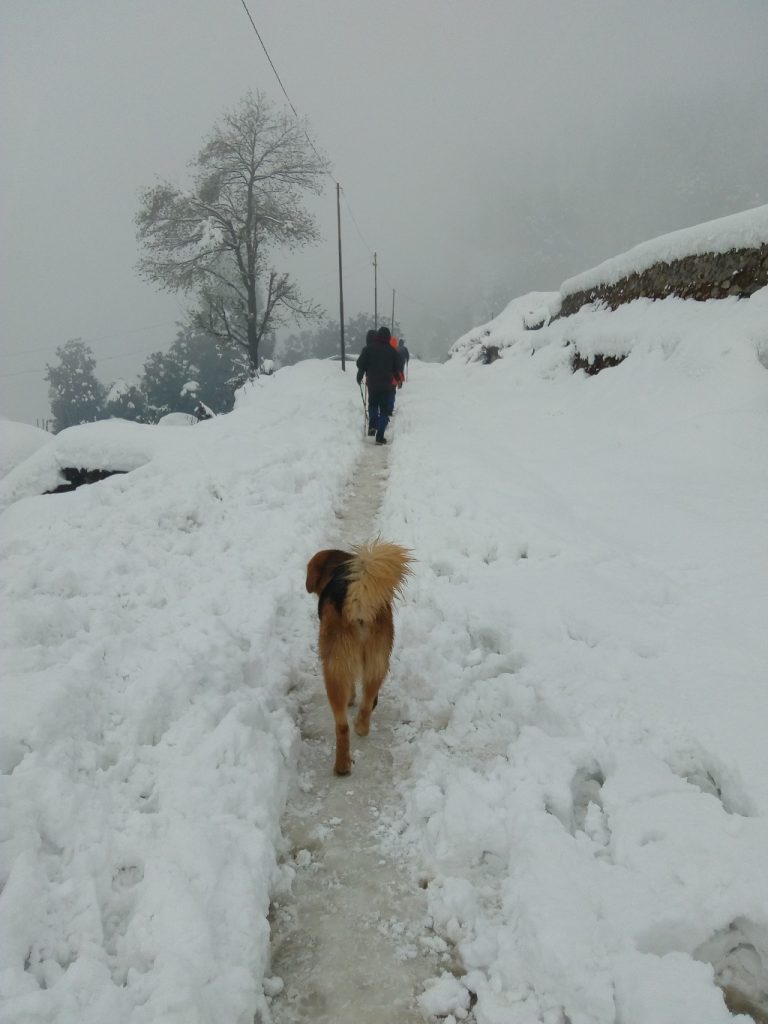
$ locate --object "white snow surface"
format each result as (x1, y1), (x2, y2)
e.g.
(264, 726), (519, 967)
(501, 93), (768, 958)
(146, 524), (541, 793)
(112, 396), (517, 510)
(0, 419), (182, 510)
(450, 291), (562, 364)
(157, 412), (198, 428)
(0, 419), (52, 481)
(3, 288), (768, 1024)
(561, 202), (768, 296)
(0, 363), (361, 1024)
(380, 289), (768, 1023)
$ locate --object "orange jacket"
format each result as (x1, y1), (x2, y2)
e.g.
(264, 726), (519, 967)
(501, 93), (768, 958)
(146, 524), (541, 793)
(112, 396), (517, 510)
(389, 337), (404, 384)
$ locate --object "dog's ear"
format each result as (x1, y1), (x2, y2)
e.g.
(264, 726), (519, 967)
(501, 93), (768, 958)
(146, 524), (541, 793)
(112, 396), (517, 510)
(306, 549), (350, 594)
(305, 551), (327, 594)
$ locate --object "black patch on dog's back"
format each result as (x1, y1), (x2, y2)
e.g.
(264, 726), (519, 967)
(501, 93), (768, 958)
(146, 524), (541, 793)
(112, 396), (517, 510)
(318, 559), (352, 619)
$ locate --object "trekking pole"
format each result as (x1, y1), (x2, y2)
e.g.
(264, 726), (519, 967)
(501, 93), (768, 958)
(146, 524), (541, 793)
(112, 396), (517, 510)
(359, 382), (367, 439)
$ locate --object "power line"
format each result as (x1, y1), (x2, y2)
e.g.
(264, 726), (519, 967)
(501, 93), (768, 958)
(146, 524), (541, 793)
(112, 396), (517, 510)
(340, 188), (375, 257)
(338, 189), (424, 315)
(239, 0), (298, 118)
(236, 0), (410, 313)
(0, 339), (179, 380)
(0, 319), (181, 360)
(238, 0), (333, 181)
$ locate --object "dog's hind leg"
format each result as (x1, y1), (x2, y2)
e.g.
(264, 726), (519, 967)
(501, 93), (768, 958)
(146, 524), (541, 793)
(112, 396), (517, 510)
(354, 647), (391, 737)
(354, 672), (384, 737)
(354, 606), (391, 737)
(323, 666), (354, 775)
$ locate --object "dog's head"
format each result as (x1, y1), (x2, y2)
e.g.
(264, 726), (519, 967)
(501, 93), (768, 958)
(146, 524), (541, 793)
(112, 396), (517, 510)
(305, 549), (352, 595)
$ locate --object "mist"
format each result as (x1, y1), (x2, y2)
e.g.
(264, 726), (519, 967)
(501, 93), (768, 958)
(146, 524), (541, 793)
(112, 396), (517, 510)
(2, 0), (766, 423)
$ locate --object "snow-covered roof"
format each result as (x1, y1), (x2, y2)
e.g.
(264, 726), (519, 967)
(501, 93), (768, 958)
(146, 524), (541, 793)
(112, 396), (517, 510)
(0, 419), (176, 509)
(562, 203), (768, 296)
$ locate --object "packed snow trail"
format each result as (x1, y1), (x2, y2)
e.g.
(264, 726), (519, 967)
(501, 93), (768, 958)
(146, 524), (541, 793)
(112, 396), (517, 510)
(268, 445), (447, 1024)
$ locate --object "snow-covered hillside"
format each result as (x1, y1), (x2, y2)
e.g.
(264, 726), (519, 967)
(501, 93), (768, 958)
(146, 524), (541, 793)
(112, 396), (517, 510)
(381, 289), (768, 1023)
(2, 281), (767, 1023)
(0, 364), (362, 1023)
(561, 203), (768, 296)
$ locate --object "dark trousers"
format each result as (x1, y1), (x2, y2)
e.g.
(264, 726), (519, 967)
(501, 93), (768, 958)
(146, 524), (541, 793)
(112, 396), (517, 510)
(368, 388), (394, 436)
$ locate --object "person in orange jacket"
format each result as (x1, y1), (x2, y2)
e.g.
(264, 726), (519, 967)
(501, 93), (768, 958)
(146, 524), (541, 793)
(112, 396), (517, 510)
(387, 335), (405, 416)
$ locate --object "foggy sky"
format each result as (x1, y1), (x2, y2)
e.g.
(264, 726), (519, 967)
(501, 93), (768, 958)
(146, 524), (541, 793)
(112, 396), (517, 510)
(2, 0), (767, 425)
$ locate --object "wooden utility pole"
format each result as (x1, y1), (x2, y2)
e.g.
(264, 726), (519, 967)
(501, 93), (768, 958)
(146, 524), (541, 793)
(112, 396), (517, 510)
(373, 252), (378, 329)
(336, 182), (345, 370)
(391, 288), (396, 332)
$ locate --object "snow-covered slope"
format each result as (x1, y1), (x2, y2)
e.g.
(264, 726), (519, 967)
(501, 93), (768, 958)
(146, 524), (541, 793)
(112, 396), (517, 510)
(450, 291), (562, 365)
(3, 282), (768, 1024)
(0, 363), (361, 1024)
(381, 289), (768, 1023)
(562, 202), (768, 296)
(452, 203), (768, 368)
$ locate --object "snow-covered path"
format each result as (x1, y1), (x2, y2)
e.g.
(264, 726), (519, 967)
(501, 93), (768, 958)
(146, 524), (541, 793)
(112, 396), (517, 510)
(269, 446), (447, 1024)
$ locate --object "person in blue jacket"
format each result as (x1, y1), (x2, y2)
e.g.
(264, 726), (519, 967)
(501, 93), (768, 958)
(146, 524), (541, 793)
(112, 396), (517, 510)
(356, 327), (402, 445)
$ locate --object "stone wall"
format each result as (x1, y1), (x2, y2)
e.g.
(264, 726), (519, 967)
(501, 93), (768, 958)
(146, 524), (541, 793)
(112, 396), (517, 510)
(558, 243), (768, 319)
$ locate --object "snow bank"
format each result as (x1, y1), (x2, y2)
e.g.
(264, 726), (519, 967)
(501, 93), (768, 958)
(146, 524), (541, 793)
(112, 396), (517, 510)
(450, 291), (561, 364)
(381, 290), (768, 1023)
(157, 412), (198, 427)
(0, 419), (181, 510)
(562, 202), (768, 296)
(0, 418), (52, 480)
(0, 361), (362, 1023)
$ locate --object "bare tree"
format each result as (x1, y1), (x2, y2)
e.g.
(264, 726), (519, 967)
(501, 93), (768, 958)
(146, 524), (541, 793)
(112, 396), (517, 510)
(136, 92), (327, 373)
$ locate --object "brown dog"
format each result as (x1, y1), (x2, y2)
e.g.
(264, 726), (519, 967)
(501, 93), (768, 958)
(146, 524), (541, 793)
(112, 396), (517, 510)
(305, 541), (413, 775)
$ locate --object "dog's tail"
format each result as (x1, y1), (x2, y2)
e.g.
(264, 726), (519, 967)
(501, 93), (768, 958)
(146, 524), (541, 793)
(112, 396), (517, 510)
(344, 540), (413, 624)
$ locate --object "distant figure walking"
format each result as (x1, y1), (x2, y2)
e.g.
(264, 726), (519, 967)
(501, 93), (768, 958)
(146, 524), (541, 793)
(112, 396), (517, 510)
(398, 337), (410, 378)
(356, 326), (401, 445)
(386, 334), (405, 418)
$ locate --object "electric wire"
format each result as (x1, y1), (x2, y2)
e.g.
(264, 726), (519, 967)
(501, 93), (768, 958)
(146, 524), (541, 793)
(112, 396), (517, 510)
(237, 0), (409, 307)
(5, 8), (404, 385)
(0, 320), (182, 361)
(239, 0), (334, 182)
(0, 341), (181, 380)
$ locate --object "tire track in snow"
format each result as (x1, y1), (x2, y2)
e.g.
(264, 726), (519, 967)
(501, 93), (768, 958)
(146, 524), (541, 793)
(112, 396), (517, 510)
(267, 445), (446, 1024)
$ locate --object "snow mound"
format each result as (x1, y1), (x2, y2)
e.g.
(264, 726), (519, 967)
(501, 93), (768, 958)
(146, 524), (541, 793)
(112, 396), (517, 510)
(562, 202), (768, 296)
(0, 419), (179, 509)
(157, 412), (198, 427)
(450, 291), (561, 363)
(0, 418), (52, 480)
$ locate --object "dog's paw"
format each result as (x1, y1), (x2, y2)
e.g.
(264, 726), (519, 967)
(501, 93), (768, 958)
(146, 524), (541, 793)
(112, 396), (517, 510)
(333, 757), (352, 776)
(354, 714), (371, 737)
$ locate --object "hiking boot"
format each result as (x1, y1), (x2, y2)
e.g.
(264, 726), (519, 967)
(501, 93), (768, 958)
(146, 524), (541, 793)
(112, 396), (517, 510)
(375, 435), (387, 445)
(368, 427), (376, 436)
